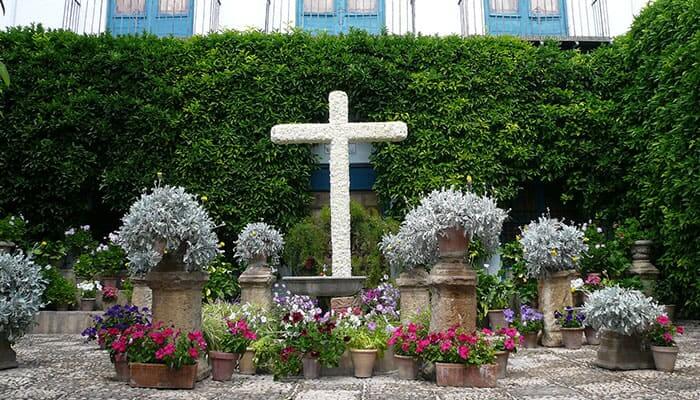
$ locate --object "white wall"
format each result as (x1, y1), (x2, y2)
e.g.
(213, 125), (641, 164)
(0, 0), (67, 30)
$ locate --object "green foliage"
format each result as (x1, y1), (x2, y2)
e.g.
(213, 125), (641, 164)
(283, 219), (327, 276)
(0, 214), (27, 245)
(41, 266), (77, 307)
(30, 241), (67, 268)
(202, 302), (242, 352)
(501, 241), (537, 306)
(203, 256), (242, 303)
(476, 268), (515, 320)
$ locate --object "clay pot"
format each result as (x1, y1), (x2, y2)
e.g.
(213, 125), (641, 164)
(114, 354), (130, 382)
(651, 345), (679, 372)
(585, 326), (600, 345)
(435, 362), (467, 387)
(302, 355), (321, 379)
(522, 332), (539, 348)
(393, 354), (418, 380)
(596, 330), (655, 370)
(209, 351), (238, 381)
(350, 349), (377, 378)
(437, 227), (469, 256)
(488, 310), (508, 330)
(465, 364), (498, 388)
(494, 351), (509, 378)
(238, 348), (256, 375)
(0, 241), (15, 254)
(101, 277), (119, 289)
(80, 298), (96, 311)
(129, 363), (197, 389)
(561, 327), (584, 349)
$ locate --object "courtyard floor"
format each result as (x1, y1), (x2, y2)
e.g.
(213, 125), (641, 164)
(2, 321), (699, 400)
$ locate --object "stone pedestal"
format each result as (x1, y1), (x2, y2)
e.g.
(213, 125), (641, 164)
(629, 240), (660, 297)
(596, 330), (655, 370)
(0, 241), (15, 255)
(538, 270), (575, 347)
(239, 262), (276, 311)
(130, 277), (152, 310)
(0, 335), (18, 370)
(429, 228), (477, 333)
(396, 268), (430, 324)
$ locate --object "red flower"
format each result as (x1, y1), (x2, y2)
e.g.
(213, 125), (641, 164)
(481, 328), (493, 335)
(292, 312), (304, 323)
(401, 342), (410, 353)
(243, 330), (257, 341)
(155, 343), (175, 360)
(458, 345), (470, 360)
(188, 347), (199, 359)
(504, 338), (515, 351)
(407, 323), (417, 334)
(656, 315), (670, 326)
(676, 326), (685, 335)
(439, 340), (452, 352)
(465, 334), (478, 345)
(149, 331), (165, 345)
(111, 337), (127, 353)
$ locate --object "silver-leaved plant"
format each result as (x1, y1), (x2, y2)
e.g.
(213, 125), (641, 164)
(519, 215), (587, 279)
(234, 222), (285, 266)
(116, 185), (219, 275)
(380, 188), (508, 271)
(583, 286), (663, 336)
(0, 252), (47, 343)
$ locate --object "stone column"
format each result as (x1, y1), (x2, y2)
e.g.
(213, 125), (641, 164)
(129, 277), (152, 310)
(396, 267), (430, 324)
(538, 270), (575, 347)
(629, 240), (660, 297)
(238, 255), (276, 310)
(429, 227), (477, 333)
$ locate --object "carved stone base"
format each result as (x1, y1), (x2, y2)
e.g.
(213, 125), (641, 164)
(397, 268), (430, 324)
(429, 262), (477, 333)
(596, 330), (655, 370)
(538, 270), (575, 347)
(239, 265), (276, 310)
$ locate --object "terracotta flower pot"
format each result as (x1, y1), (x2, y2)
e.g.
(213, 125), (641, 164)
(80, 298), (96, 311)
(394, 354), (419, 380)
(585, 326), (600, 345)
(101, 277), (119, 289)
(209, 351), (238, 381)
(435, 362), (467, 387)
(651, 345), (679, 372)
(561, 327), (584, 349)
(238, 348), (256, 375)
(522, 332), (539, 348)
(488, 310), (508, 330)
(437, 227), (469, 255)
(350, 349), (377, 378)
(114, 354), (130, 382)
(302, 355), (321, 379)
(494, 351), (509, 379)
(465, 364), (498, 388)
(129, 363), (197, 389)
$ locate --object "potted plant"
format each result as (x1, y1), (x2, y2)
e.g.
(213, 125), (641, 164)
(0, 252), (46, 370)
(571, 273), (605, 344)
(284, 310), (345, 379)
(77, 280), (102, 311)
(583, 286), (663, 370)
(335, 309), (388, 378)
(388, 322), (429, 380)
(234, 222), (285, 309)
(41, 266), (78, 311)
(477, 269), (515, 330)
(81, 304), (151, 350)
(202, 302), (241, 381)
(484, 326), (521, 378)
(63, 225), (97, 268)
(423, 327), (498, 387)
(506, 306), (543, 348)
(519, 215), (587, 347)
(125, 323), (207, 389)
(101, 286), (119, 309)
(647, 314), (684, 372)
(554, 307), (585, 349)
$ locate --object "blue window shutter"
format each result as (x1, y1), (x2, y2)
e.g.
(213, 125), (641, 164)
(484, 0), (568, 37)
(108, 0), (194, 37)
(296, 0), (386, 35)
(310, 164), (376, 192)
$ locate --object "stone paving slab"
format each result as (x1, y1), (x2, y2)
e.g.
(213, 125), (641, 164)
(2, 321), (699, 400)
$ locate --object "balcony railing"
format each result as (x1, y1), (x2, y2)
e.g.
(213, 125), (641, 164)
(265, 0), (416, 35)
(459, 0), (610, 43)
(62, 0), (221, 36)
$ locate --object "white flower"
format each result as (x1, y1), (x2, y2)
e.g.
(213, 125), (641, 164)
(65, 228), (76, 236)
(81, 225), (91, 231)
(570, 278), (584, 290)
(596, 227), (603, 233)
(595, 244), (601, 249)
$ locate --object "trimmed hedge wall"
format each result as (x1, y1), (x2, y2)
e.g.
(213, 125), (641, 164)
(0, 0), (697, 316)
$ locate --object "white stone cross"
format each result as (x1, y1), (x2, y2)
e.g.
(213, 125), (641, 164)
(271, 91), (407, 277)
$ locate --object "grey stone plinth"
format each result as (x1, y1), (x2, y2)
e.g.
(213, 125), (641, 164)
(130, 277), (152, 311)
(396, 268), (430, 323)
(429, 260), (477, 333)
(30, 311), (100, 334)
(282, 276), (366, 298)
(144, 271), (208, 333)
(239, 264), (276, 310)
(596, 329), (655, 370)
(0, 335), (18, 370)
(629, 240), (660, 297)
(0, 241), (15, 255)
(539, 270), (576, 347)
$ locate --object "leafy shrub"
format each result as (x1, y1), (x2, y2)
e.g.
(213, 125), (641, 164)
(520, 216), (587, 279)
(234, 222), (284, 267)
(283, 219), (327, 276)
(501, 240), (537, 306)
(476, 268), (515, 320)
(41, 266), (77, 308)
(30, 240), (67, 268)
(0, 252), (46, 342)
(0, 214), (27, 245)
(203, 256), (242, 303)
(583, 286), (662, 335)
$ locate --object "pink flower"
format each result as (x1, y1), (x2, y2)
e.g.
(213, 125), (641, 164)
(111, 338), (127, 353)
(504, 338), (515, 351)
(663, 333), (674, 343)
(401, 342), (410, 353)
(676, 326), (685, 335)
(585, 274), (601, 285)
(458, 345), (469, 360)
(407, 323), (417, 334)
(457, 333), (470, 343)
(656, 315), (670, 326)
(388, 336), (398, 346)
(465, 335), (478, 345)
(149, 332), (165, 345)
(188, 347), (199, 359)
(416, 339), (430, 354)
(243, 330), (257, 341)
(440, 340), (452, 352)
(155, 343), (175, 360)
(481, 328), (493, 335)
(131, 330), (144, 340)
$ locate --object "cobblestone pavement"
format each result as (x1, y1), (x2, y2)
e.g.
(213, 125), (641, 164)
(2, 321), (699, 400)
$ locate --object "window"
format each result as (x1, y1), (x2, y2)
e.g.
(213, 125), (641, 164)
(159, 0), (189, 15)
(530, 0), (560, 15)
(115, 0), (145, 14)
(347, 0), (378, 13)
(303, 0), (335, 13)
(489, 0), (518, 13)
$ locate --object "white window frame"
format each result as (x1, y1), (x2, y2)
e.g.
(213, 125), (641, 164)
(303, 0), (335, 14)
(530, 0), (560, 16)
(115, 0), (146, 15)
(347, 0), (379, 14)
(489, 0), (519, 14)
(159, 0), (190, 16)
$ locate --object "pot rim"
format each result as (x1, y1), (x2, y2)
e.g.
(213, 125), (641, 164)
(393, 354), (415, 360)
(561, 327), (585, 331)
(487, 309), (505, 313)
(81, 298), (97, 301)
(434, 362), (467, 368)
(349, 348), (378, 353)
(650, 345), (679, 353)
(494, 350), (509, 356)
(209, 351), (237, 359)
(129, 362), (197, 369)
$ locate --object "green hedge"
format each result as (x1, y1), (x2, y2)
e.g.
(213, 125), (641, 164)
(0, 0), (698, 316)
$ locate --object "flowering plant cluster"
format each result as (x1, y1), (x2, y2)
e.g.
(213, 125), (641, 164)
(388, 322), (429, 357)
(116, 185), (219, 275)
(77, 280), (102, 298)
(360, 279), (400, 319)
(335, 308), (391, 353)
(422, 326), (496, 365)
(647, 315), (684, 347)
(223, 318), (258, 354)
(571, 273), (604, 293)
(554, 307), (585, 329)
(101, 286), (118, 302)
(74, 241), (127, 279)
(519, 215), (588, 279)
(505, 305), (544, 334)
(64, 225), (97, 256)
(234, 222), (285, 266)
(483, 327), (522, 353)
(81, 304), (151, 347)
(121, 323), (207, 369)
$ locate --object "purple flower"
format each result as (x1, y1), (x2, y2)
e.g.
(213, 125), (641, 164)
(504, 308), (515, 323)
(367, 321), (377, 331)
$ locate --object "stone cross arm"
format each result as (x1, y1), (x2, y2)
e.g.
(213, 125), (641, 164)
(271, 122), (407, 144)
